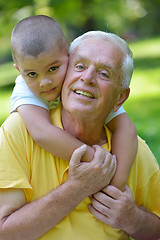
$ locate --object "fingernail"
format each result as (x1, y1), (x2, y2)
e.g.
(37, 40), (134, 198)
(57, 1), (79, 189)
(80, 144), (87, 150)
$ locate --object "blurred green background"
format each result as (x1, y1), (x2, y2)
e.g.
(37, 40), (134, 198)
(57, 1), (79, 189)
(0, 0), (160, 165)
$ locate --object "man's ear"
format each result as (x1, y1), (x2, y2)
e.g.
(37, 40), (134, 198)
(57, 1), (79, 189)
(113, 87), (130, 112)
(13, 64), (20, 72)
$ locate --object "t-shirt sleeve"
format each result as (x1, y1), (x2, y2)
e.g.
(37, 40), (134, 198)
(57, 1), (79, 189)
(127, 137), (160, 218)
(105, 106), (126, 124)
(0, 113), (33, 202)
(10, 75), (49, 113)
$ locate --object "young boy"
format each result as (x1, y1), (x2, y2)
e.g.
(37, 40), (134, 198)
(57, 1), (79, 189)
(10, 15), (137, 191)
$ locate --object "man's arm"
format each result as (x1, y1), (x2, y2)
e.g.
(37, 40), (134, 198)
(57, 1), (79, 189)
(0, 145), (116, 240)
(89, 185), (160, 240)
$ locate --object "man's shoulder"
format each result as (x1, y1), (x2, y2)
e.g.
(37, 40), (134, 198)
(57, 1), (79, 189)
(128, 136), (159, 185)
(137, 136), (159, 168)
(1, 112), (27, 138)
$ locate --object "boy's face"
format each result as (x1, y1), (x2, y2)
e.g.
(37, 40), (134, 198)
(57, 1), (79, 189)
(15, 46), (69, 101)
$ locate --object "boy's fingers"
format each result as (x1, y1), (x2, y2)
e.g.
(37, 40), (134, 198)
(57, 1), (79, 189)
(92, 145), (107, 164)
(112, 155), (117, 172)
(69, 145), (87, 166)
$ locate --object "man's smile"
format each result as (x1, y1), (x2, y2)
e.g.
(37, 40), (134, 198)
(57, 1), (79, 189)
(75, 90), (95, 99)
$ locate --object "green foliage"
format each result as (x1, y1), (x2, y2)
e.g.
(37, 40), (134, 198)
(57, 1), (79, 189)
(0, 0), (160, 55)
(124, 96), (160, 164)
(0, 86), (13, 125)
(0, 0), (35, 37)
(0, 62), (18, 86)
(0, 0), (160, 67)
(124, 37), (160, 163)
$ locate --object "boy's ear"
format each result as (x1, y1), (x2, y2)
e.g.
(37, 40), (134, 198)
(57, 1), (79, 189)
(113, 87), (130, 112)
(13, 63), (20, 72)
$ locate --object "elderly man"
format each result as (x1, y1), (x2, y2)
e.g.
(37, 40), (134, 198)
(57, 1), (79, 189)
(0, 31), (160, 240)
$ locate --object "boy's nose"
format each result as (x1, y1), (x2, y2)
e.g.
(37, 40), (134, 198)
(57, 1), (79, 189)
(40, 78), (52, 87)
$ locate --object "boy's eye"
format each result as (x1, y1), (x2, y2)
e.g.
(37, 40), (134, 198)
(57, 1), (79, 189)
(49, 66), (59, 72)
(28, 72), (37, 78)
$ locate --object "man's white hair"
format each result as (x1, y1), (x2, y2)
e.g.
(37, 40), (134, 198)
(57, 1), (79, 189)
(69, 31), (133, 88)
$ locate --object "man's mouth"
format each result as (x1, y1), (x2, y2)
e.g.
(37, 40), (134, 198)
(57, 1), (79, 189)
(75, 90), (94, 99)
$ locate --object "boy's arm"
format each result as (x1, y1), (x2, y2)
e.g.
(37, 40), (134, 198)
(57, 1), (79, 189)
(17, 105), (95, 162)
(107, 113), (138, 191)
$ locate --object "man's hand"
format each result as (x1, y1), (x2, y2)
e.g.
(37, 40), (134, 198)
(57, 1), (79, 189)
(68, 145), (117, 197)
(89, 185), (160, 240)
(88, 185), (136, 229)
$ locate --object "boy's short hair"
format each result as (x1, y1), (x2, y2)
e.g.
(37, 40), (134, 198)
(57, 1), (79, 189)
(11, 15), (68, 64)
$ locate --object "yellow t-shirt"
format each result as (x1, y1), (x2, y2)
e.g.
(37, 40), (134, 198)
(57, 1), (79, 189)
(0, 105), (160, 240)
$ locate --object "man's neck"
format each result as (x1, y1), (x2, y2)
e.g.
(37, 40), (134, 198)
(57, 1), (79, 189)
(61, 108), (107, 146)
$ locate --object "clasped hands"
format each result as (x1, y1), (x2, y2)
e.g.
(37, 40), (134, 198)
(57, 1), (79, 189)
(68, 144), (136, 232)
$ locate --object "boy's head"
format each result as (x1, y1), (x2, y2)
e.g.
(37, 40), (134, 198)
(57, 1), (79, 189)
(11, 15), (69, 102)
(11, 15), (68, 64)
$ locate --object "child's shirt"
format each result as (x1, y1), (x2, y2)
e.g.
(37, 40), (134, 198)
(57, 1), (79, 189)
(10, 75), (126, 123)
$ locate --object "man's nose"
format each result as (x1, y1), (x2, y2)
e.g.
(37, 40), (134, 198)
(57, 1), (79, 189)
(80, 68), (96, 85)
(40, 77), (52, 87)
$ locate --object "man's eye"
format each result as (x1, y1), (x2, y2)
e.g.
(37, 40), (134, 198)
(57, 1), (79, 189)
(99, 71), (109, 79)
(49, 66), (59, 72)
(75, 64), (85, 71)
(28, 72), (37, 77)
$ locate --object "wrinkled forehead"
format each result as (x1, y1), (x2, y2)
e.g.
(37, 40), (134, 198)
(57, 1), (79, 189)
(71, 38), (124, 70)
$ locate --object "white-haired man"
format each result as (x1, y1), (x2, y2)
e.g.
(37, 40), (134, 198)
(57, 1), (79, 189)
(0, 31), (159, 240)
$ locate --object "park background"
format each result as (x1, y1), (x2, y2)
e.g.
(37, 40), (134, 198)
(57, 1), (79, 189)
(0, 0), (160, 165)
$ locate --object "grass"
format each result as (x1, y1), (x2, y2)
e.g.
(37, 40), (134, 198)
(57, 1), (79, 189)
(0, 62), (18, 124)
(0, 62), (18, 86)
(0, 36), (160, 165)
(124, 96), (160, 163)
(123, 36), (160, 163)
(0, 85), (13, 124)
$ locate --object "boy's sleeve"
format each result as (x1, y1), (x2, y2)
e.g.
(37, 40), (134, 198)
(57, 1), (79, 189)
(105, 106), (126, 124)
(10, 75), (49, 113)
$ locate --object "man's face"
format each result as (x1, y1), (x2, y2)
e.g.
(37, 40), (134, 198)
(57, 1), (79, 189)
(62, 38), (125, 121)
